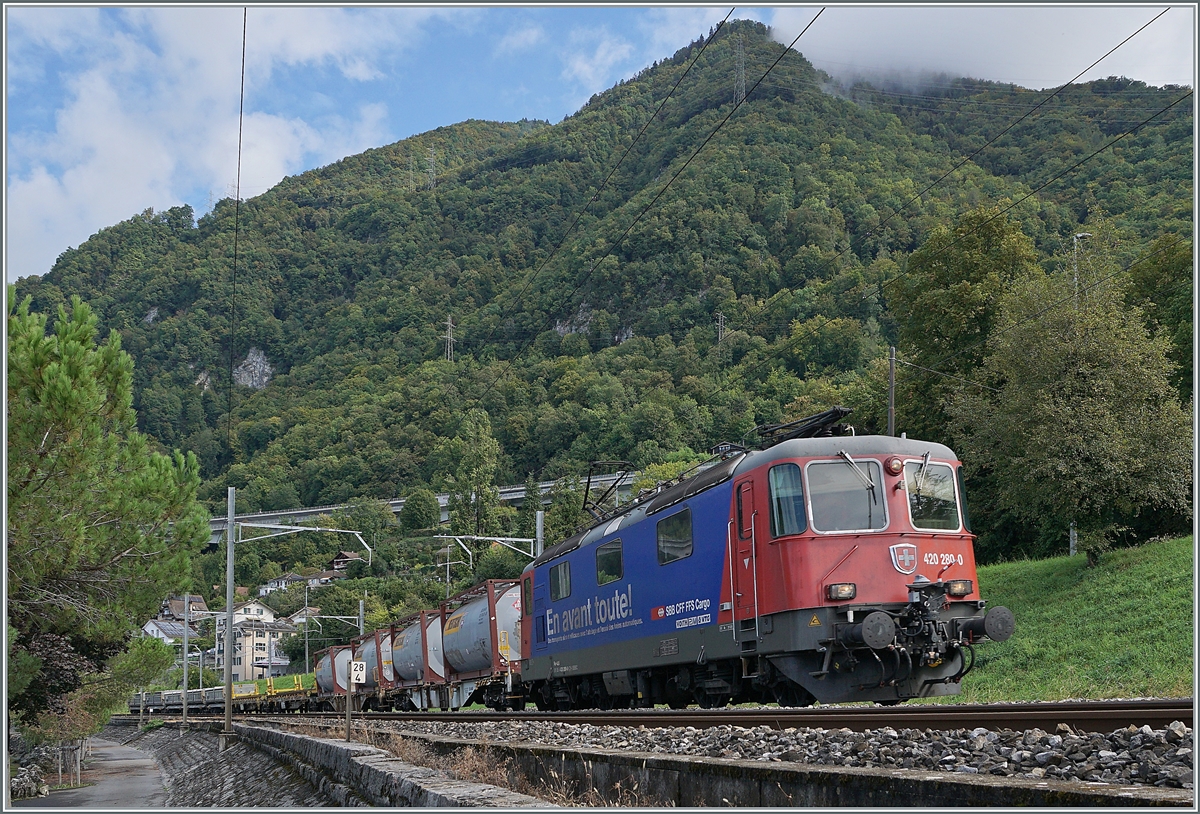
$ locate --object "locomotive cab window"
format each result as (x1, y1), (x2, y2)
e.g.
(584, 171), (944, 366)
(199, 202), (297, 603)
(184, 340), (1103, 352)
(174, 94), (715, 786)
(768, 464), (807, 537)
(806, 459), (887, 532)
(522, 575), (533, 615)
(904, 460), (961, 531)
(657, 508), (693, 564)
(956, 465), (972, 532)
(549, 562), (571, 601)
(596, 539), (623, 585)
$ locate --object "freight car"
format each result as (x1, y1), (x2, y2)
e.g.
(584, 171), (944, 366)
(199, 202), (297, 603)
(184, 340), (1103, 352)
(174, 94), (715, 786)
(311, 579), (523, 712)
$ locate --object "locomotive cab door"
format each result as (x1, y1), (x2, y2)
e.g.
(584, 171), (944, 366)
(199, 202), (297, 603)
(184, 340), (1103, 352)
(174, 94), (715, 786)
(732, 478), (760, 646)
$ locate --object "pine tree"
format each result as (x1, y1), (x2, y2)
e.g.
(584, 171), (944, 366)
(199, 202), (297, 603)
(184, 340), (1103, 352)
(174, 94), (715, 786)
(7, 294), (208, 718)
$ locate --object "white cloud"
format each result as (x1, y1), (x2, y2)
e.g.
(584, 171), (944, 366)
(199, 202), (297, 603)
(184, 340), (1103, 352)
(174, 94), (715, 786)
(767, 6), (1194, 89)
(496, 24), (545, 55)
(4, 7), (439, 282)
(561, 27), (635, 92)
(637, 7), (767, 62)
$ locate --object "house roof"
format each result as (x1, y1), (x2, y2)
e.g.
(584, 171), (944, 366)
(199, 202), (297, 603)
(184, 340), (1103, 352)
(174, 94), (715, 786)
(163, 595), (209, 618)
(145, 620), (199, 639)
(334, 550), (363, 559)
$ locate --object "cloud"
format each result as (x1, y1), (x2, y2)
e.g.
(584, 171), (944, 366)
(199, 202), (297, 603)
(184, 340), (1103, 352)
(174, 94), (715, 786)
(495, 24), (545, 55)
(4, 7), (438, 282)
(768, 6), (1194, 89)
(561, 27), (635, 93)
(637, 7), (768, 61)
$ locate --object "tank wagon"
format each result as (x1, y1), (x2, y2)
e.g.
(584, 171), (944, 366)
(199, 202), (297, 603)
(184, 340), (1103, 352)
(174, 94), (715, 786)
(309, 578), (523, 712)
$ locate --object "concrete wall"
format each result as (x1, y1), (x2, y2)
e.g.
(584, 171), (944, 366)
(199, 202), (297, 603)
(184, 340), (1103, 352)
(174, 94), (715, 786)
(367, 727), (1193, 808)
(117, 718), (1191, 808)
(232, 723), (548, 808)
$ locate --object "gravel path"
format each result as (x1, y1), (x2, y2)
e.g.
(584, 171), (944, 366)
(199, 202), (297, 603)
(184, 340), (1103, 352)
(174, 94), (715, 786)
(376, 716), (1194, 789)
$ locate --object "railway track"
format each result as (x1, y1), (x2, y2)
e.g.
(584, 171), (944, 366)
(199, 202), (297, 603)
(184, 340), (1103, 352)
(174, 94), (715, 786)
(275, 698), (1191, 734)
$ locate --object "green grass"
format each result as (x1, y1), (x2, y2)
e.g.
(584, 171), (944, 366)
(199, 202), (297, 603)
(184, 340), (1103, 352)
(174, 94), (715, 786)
(951, 535), (1194, 703)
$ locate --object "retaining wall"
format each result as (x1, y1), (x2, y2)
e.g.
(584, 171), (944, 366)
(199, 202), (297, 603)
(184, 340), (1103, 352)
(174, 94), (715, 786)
(108, 719), (548, 808)
(287, 721), (1191, 807)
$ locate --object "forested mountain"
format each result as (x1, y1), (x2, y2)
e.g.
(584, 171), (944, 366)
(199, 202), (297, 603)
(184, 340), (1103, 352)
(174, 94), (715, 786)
(14, 20), (1192, 564)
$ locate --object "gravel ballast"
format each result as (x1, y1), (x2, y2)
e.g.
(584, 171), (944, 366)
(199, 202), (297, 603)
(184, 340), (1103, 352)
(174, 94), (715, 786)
(372, 717), (1193, 790)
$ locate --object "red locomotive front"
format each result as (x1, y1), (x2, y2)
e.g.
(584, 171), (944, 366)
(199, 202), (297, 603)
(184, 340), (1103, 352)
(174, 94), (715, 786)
(718, 432), (1014, 704)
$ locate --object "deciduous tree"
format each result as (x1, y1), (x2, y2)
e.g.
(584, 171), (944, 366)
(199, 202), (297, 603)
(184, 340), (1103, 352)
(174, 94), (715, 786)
(947, 239), (1192, 565)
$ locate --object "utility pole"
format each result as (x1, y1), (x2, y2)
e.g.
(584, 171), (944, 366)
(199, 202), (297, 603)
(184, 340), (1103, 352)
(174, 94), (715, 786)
(221, 488), (235, 751)
(444, 317), (456, 362)
(181, 596), (190, 729)
(1073, 232), (1092, 313)
(426, 145), (437, 190)
(716, 312), (726, 343)
(734, 36), (746, 105)
(888, 346), (896, 437)
(535, 510), (545, 556)
(409, 155), (415, 191)
(1069, 231), (1090, 558)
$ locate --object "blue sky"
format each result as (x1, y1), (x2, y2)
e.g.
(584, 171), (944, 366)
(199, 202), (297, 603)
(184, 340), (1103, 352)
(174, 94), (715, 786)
(5, 5), (1194, 282)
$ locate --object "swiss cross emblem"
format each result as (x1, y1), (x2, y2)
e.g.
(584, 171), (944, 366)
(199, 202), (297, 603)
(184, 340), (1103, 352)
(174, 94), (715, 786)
(890, 543), (918, 575)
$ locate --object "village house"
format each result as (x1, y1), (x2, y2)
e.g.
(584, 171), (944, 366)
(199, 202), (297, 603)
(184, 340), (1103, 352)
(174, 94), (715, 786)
(213, 600), (297, 681)
(329, 550), (364, 571)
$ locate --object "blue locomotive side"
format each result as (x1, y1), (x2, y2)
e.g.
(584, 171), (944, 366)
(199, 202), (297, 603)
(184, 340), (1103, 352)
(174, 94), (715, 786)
(521, 472), (744, 708)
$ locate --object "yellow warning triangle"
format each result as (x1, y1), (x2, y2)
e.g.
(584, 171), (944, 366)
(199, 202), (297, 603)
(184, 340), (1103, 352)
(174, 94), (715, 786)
(808, 614), (821, 627)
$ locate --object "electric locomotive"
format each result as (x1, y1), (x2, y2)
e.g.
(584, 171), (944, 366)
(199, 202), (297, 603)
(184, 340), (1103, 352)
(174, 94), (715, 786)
(519, 408), (1014, 710)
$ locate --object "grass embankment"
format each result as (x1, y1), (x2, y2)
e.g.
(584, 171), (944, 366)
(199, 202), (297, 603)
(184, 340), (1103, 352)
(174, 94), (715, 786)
(955, 535), (1194, 703)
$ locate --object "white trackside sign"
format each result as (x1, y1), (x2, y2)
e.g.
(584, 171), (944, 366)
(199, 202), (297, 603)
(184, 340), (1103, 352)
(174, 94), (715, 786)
(350, 660), (366, 686)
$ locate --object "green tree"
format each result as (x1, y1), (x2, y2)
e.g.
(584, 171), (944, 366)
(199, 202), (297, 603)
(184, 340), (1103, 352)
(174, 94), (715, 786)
(399, 487), (441, 532)
(889, 205), (1040, 441)
(543, 476), (589, 546)
(474, 545), (525, 581)
(7, 295), (208, 719)
(947, 247), (1192, 565)
(513, 473), (543, 539)
(25, 634), (174, 744)
(440, 409), (507, 536)
(1126, 235), (1193, 402)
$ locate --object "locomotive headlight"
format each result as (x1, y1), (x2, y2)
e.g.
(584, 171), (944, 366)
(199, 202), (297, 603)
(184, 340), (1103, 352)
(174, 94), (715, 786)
(884, 456), (904, 475)
(945, 579), (973, 597)
(826, 583), (857, 600)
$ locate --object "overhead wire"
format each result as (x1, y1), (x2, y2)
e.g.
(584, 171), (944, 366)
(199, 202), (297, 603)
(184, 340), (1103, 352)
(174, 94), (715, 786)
(724, 6), (1173, 338)
(226, 8), (248, 461)
(455, 11), (826, 407)
(704, 85), (1192, 402)
(474, 7), (736, 350)
(424, 10), (1180, 451)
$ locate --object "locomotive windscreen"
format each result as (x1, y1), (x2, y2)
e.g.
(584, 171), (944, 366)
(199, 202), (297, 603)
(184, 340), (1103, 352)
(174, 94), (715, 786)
(807, 459), (887, 531)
